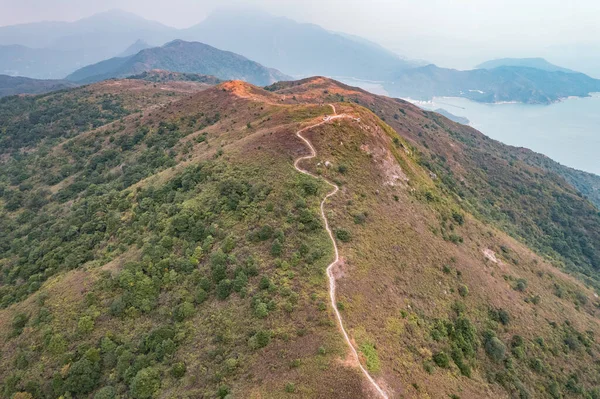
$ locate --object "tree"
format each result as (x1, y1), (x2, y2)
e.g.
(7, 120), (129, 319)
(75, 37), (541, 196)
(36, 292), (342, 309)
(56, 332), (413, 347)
(130, 367), (160, 399)
(216, 279), (232, 300)
(233, 271), (248, 292)
(94, 386), (117, 399)
(66, 357), (101, 395)
(78, 316), (95, 334)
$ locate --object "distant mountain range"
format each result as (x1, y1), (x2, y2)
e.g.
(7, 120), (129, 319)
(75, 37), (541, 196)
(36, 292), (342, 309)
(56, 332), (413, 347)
(66, 40), (290, 86)
(0, 10), (175, 79)
(1, 9), (600, 104)
(476, 58), (576, 74)
(0, 8), (420, 81)
(386, 64), (600, 104)
(179, 8), (420, 80)
(0, 74), (76, 97)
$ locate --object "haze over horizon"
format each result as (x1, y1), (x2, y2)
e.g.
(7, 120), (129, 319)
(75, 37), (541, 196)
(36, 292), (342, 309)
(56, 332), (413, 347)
(2, 0), (600, 73)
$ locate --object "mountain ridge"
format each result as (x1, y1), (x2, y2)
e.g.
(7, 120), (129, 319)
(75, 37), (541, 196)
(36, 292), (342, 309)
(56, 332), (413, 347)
(1, 76), (600, 398)
(66, 40), (291, 86)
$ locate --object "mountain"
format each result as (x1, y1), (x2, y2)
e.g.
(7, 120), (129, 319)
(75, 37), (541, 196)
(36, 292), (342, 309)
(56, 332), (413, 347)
(476, 58), (576, 74)
(118, 39), (152, 57)
(386, 64), (600, 104)
(1, 76), (600, 398)
(0, 9), (175, 50)
(66, 40), (290, 86)
(183, 8), (419, 80)
(0, 74), (77, 97)
(0, 10), (178, 79)
(0, 8), (421, 82)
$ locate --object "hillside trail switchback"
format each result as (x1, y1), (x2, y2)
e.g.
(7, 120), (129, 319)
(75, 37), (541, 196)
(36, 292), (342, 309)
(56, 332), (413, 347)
(294, 104), (389, 399)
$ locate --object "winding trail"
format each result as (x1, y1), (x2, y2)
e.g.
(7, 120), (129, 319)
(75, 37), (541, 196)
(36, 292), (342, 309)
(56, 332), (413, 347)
(294, 105), (389, 399)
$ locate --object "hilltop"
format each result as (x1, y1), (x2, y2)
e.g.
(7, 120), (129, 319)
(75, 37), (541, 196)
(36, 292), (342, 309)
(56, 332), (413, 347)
(0, 77), (599, 398)
(66, 40), (290, 86)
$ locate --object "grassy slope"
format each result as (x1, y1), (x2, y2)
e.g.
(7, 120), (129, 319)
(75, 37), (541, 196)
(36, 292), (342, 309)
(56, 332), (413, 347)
(0, 78), (599, 399)
(268, 77), (600, 289)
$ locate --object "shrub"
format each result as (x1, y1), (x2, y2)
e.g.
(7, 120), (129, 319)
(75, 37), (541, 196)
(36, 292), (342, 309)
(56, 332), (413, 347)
(11, 312), (29, 336)
(337, 164), (347, 174)
(170, 362), (186, 378)
(548, 381), (562, 399)
(452, 211), (465, 225)
(285, 383), (297, 393)
(489, 308), (510, 325)
(529, 358), (544, 373)
(271, 238), (283, 256)
(484, 335), (506, 362)
(47, 334), (68, 355)
(174, 302), (195, 321)
(515, 278), (528, 292)
(217, 385), (230, 399)
(255, 302), (269, 318)
(130, 367), (160, 399)
(359, 343), (381, 372)
(249, 330), (271, 349)
(335, 229), (351, 243)
(451, 346), (471, 377)
(432, 351), (450, 368)
(423, 360), (434, 374)
(195, 288), (208, 304)
(458, 285), (469, 297)
(259, 276), (272, 290)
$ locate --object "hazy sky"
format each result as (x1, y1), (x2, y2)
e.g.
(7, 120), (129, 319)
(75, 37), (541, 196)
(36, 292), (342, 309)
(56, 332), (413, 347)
(2, 0), (599, 70)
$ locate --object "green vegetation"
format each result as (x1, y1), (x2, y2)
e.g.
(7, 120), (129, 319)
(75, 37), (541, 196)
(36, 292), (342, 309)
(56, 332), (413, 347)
(2, 76), (600, 399)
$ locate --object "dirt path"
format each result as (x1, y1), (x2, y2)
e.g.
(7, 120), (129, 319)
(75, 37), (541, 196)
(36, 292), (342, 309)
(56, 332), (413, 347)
(294, 105), (389, 399)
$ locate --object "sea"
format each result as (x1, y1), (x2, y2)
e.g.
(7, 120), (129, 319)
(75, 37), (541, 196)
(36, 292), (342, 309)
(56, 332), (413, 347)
(413, 94), (600, 176)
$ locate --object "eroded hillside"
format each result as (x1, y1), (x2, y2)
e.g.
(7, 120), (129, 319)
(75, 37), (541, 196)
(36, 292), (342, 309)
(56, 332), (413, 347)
(1, 77), (599, 399)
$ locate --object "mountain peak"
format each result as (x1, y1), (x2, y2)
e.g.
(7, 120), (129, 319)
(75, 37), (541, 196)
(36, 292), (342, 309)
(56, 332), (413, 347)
(67, 40), (290, 85)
